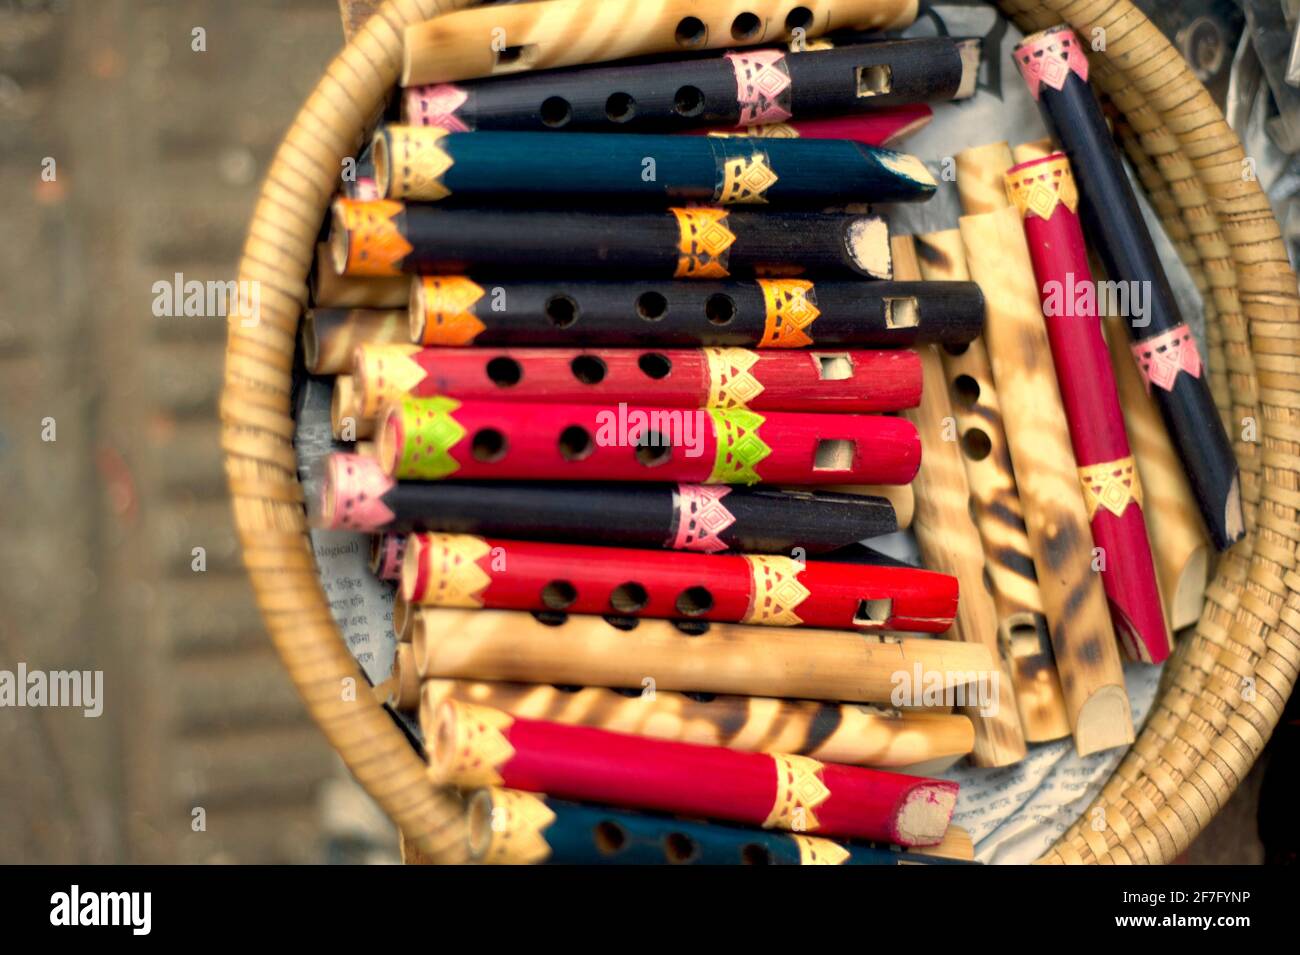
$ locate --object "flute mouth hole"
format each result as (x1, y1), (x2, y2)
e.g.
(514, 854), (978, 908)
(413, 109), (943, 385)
(491, 43), (538, 74)
(884, 296), (919, 329)
(545, 294), (579, 327)
(961, 427), (992, 461)
(634, 431), (673, 467)
(856, 64), (894, 97)
(673, 85), (705, 116)
(605, 91), (637, 123)
(541, 580), (578, 610)
(705, 293), (736, 325)
(570, 355), (607, 384)
(675, 586), (714, 616)
(558, 425), (594, 460)
(540, 95), (572, 128)
(853, 597), (892, 628)
(731, 12), (762, 41)
(664, 832), (700, 864)
(637, 353), (672, 379)
(593, 821), (627, 855)
(951, 373), (980, 408)
(813, 439), (855, 471)
(741, 843), (773, 865)
(815, 353), (853, 381)
(674, 16), (707, 48)
(636, 291), (668, 320)
(610, 582), (649, 613)
(471, 427), (508, 462)
(486, 356), (523, 386)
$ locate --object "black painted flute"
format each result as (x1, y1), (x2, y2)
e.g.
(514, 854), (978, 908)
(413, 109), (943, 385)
(372, 127), (936, 205)
(407, 275), (984, 348)
(400, 38), (978, 133)
(318, 452), (897, 553)
(1012, 25), (1242, 549)
(330, 199), (892, 280)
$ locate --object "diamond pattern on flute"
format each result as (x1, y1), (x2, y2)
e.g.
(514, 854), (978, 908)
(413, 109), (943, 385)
(337, 198), (412, 276)
(672, 208), (736, 279)
(1004, 156), (1079, 219)
(704, 347), (765, 408)
(763, 754), (831, 831)
(408, 83), (470, 131)
(758, 279), (819, 347)
(672, 484), (737, 553)
(743, 555), (811, 626)
(1078, 456), (1144, 520)
(478, 789), (555, 865)
(393, 127), (454, 200)
(793, 834), (851, 865)
(718, 153), (779, 204)
(398, 395), (465, 479)
(1013, 27), (1089, 98)
(422, 533), (493, 607)
(726, 50), (793, 125)
(1131, 324), (1203, 393)
(442, 703), (515, 787)
(706, 408), (771, 484)
(421, 277), (486, 345)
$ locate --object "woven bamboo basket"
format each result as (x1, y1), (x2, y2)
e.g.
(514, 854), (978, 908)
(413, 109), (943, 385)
(221, 0), (1300, 864)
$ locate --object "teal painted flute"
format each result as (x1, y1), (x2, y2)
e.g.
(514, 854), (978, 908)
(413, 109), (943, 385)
(373, 126), (936, 205)
(468, 787), (977, 865)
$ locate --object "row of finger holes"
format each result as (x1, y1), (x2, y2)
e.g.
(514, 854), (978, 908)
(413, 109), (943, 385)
(541, 579), (714, 616)
(675, 7), (812, 46)
(593, 820), (772, 864)
(533, 611), (712, 637)
(471, 426), (676, 465)
(948, 372), (993, 462)
(540, 86), (704, 127)
(485, 352), (674, 388)
(545, 292), (737, 326)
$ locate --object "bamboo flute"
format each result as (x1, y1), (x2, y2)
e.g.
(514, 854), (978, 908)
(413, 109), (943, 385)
(1106, 313), (1209, 632)
(959, 202), (1133, 756)
(1006, 153), (1169, 664)
(378, 642), (419, 711)
(420, 680), (975, 769)
(407, 275), (985, 349)
(373, 127), (937, 205)
(302, 308), (407, 375)
(330, 200), (892, 280)
(1012, 25), (1242, 550)
(401, 39), (974, 133)
(368, 530), (405, 580)
(916, 228), (1070, 743)
(310, 243), (408, 308)
(401, 532), (957, 632)
(320, 453), (897, 553)
(465, 787), (976, 865)
(892, 235), (1026, 766)
(411, 607), (996, 704)
(379, 395), (921, 486)
(392, 589), (414, 643)
(329, 375), (374, 440)
(401, 0), (920, 85)
(428, 700), (957, 845)
(352, 343), (921, 415)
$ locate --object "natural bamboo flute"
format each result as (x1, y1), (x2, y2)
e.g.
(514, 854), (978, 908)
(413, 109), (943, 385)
(310, 242), (408, 309)
(408, 275), (985, 349)
(401, 532), (958, 632)
(353, 343), (922, 416)
(420, 679), (975, 768)
(378, 641), (419, 712)
(960, 204), (1133, 756)
(330, 199), (892, 280)
(893, 235), (1026, 767)
(915, 228), (1069, 744)
(373, 127), (937, 205)
(329, 375), (373, 440)
(428, 700), (957, 845)
(302, 307), (407, 375)
(379, 395), (921, 486)
(1105, 314), (1209, 632)
(411, 607), (996, 704)
(320, 453), (897, 553)
(401, 39), (973, 133)
(1006, 153), (1169, 664)
(402, 0), (920, 85)
(1012, 25), (1242, 551)
(465, 788), (976, 865)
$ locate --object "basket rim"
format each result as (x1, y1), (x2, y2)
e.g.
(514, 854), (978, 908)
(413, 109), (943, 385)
(221, 0), (1300, 864)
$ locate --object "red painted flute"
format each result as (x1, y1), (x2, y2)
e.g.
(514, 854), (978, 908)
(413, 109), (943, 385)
(400, 532), (958, 633)
(1005, 154), (1169, 663)
(378, 395), (920, 486)
(353, 343), (922, 417)
(428, 700), (960, 846)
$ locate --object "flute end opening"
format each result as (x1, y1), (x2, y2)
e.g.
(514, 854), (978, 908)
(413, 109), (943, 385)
(895, 781), (959, 847)
(955, 39), (981, 100)
(1221, 474), (1245, 548)
(1072, 685), (1135, 757)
